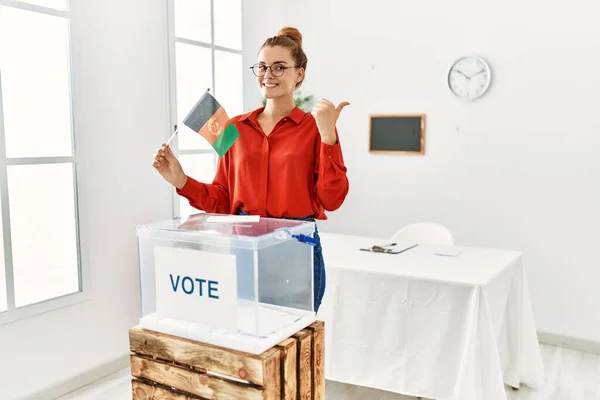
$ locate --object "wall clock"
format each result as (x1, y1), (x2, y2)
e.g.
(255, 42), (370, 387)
(447, 55), (492, 101)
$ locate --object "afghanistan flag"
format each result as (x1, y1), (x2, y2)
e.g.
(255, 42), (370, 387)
(181, 90), (239, 157)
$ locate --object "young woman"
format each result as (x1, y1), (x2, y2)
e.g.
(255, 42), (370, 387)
(153, 26), (349, 312)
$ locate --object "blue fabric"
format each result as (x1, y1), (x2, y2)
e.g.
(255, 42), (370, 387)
(237, 210), (326, 313)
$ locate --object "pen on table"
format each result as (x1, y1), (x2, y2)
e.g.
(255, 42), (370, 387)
(372, 242), (396, 250)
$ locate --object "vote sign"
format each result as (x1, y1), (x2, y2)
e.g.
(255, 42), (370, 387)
(154, 245), (238, 330)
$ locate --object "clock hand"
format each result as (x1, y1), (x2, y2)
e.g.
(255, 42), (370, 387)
(454, 69), (470, 79)
(471, 68), (485, 77)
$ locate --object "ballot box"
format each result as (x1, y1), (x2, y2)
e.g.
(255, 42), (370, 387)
(135, 213), (317, 354)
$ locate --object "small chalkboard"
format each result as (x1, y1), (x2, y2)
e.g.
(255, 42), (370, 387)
(369, 114), (425, 155)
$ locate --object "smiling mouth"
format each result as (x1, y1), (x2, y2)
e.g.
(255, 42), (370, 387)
(263, 82), (278, 88)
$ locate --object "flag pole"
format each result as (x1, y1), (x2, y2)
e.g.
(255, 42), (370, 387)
(165, 88), (211, 147)
(165, 125), (180, 146)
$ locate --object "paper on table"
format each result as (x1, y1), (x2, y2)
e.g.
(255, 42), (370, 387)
(205, 215), (260, 223)
(435, 248), (463, 257)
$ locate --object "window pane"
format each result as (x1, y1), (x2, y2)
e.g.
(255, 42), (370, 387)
(175, 43), (213, 151)
(0, 188), (6, 313)
(8, 163), (79, 307)
(215, 51), (243, 118)
(214, 0), (242, 50)
(17, 0), (68, 11)
(0, 6), (73, 158)
(178, 153), (216, 218)
(174, 0), (211, 43)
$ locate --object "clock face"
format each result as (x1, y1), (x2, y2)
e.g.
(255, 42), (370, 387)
(448, 56), (491, 101)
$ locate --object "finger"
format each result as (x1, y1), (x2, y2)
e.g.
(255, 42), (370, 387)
(164, 146), (177, 161)
(326, 100), (335, 108)
(335, 101), (350, 113)
(335, 102), (350, 121)
(161, 143), (173, 155)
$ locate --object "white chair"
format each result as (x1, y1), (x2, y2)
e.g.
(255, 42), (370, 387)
(391, 222), (454, 245)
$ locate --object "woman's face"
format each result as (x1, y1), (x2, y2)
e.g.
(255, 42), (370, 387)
(255, 45), (303, 101)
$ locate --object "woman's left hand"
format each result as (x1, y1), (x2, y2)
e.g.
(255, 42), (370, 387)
(312, 98), (350, 145)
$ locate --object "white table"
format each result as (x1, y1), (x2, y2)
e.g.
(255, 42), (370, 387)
(316, 233), (545, 400)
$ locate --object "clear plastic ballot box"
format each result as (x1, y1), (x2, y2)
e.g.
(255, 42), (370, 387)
(136, 213), (317, 354)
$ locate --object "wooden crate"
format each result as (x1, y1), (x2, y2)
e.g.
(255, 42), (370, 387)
(129, 320), (325, 400)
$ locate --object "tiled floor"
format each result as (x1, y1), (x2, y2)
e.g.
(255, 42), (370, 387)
(55, 344), (600, 400)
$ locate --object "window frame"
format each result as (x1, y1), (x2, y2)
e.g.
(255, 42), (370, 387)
(0, 0), (89, 326)
(165, 0), (243, 218)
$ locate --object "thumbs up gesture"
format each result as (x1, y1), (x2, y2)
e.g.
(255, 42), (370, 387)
(311, 98), (350, 145)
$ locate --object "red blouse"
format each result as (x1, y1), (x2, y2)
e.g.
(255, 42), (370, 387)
(176, 106), (349, 220)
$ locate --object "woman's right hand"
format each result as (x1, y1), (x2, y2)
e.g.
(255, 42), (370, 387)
(153, 143), (187, 189)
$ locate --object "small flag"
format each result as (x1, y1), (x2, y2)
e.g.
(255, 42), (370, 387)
(168, 89), (239, 157)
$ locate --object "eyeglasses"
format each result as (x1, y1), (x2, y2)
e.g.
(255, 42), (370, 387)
(250, 63), (297, 77)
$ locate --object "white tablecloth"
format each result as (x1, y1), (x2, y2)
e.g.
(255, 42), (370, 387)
(316, 233), (545, 400)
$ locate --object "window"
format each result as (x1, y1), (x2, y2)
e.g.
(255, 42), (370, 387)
(167, 0), (243, 218)
(0, 1), (83, 324)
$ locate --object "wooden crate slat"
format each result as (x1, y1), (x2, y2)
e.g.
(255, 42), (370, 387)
(293, 330), (313, 400)
(130, 355), (265, 400)
(307, 321), (325, 400)
(129, 327), (277, 386)
(261, 348), (281, 400)
(275, 338), (297, 400)
(132, 378), (198, 400)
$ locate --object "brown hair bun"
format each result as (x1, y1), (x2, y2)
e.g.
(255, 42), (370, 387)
(277, 26), (302, 48)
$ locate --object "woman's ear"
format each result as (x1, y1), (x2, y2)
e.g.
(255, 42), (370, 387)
(296, 67), (305, 85)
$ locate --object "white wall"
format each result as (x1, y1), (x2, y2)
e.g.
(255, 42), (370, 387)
(0, 0), (172, 398)
(242, 0), (600, 342)
(241, 1), (287, 112)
